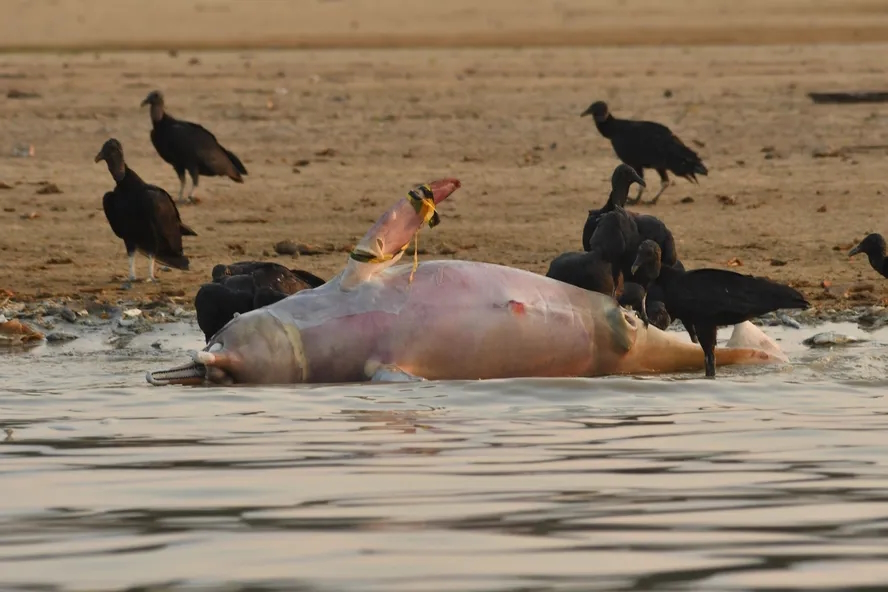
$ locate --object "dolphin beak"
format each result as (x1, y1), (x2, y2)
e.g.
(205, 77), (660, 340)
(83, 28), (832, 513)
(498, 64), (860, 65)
(146, 358), (206, 386)
(94, 151), (104, 163)
(848, 245), (862, 257)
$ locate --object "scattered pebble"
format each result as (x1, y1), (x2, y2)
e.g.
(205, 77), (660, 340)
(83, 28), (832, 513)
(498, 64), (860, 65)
(777, 313), (801, 329)
(35, 183), (62, 195)
(46, 331), (78, 343)
(274, 240), (330, 256)
(803, 332), (867, 347)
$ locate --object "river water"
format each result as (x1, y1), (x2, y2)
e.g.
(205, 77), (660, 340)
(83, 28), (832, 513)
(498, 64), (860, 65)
(2, 321), (887, 591)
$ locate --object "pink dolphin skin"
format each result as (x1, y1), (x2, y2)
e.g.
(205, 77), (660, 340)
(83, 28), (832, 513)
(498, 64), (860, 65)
(147, 179), (788, 386)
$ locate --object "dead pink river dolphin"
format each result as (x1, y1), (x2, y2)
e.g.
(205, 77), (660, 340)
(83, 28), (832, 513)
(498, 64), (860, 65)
(147, 179), (788, 386)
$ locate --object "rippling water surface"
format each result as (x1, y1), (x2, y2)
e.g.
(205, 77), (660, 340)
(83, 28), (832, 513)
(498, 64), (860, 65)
(2, 322), (888, 591)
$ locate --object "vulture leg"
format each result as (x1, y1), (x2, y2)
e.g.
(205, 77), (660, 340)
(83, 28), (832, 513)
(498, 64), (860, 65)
(121, 252), (137, 290)
(646, 169), (671, 205)
(187, 168), (200, 203)
(146, 256), (157, 282)
(175, 168), (188, 204)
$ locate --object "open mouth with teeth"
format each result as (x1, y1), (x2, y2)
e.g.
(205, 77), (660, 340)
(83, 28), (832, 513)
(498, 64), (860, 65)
(145, 356), (207, 386)
(147, 345), (238, 386)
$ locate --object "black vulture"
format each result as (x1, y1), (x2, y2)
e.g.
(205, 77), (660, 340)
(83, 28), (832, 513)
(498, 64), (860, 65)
(849, 233), (888, 278)
(586, 207), (642, 293)
(211, 261), (327, 291)
(545, 250), (617, 297)
(141, 90), (248, 204)
(194, 283), (257, 344)
(631, 240), (809, 378)
(94, 138), (198, 288)
(546, 186), (646, 298)
(581, 101), (708, 205)
(195, 263), (326, 342)
(583, 165), (679, 269)
(618, 259), (686, 331)
(618, 282), (672, 331)
(582, 164), (646, 250)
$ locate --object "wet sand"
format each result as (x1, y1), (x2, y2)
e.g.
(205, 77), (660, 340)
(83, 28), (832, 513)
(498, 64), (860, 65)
(1, 0), (887, 312)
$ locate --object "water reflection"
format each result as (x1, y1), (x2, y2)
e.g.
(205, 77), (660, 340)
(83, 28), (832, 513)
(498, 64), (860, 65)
(1, 323), (888, 590)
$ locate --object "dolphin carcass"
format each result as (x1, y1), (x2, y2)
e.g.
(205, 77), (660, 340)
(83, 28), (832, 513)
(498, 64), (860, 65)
(147, 179), (787, 386)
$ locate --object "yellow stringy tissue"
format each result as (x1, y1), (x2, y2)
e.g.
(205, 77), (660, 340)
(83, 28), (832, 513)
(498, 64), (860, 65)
(408, 192), (437, 286)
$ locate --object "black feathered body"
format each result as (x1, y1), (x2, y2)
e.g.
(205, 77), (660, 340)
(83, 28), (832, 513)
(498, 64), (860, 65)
(865, 253), (888, 279)
(587, 208), (642, 288)
(546, 251), (616, 296)
(102, 167), (196, 269)
(212, 261), (326, 291)
(651, 265), (808, 376)
(195, 264), (325, 342)
(195, 283), (256, 343)
(583, 210), (678, 269)
(657, 267), (809, 329)
(594, 116), (708, 182)
(151, 113), (248, 182)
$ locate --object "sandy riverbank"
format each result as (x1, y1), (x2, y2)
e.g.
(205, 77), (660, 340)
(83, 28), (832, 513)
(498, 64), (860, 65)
(1, 1), (887, 313)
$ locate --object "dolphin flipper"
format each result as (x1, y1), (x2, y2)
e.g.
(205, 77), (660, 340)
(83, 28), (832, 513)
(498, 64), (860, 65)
(366, 361), (427, 383)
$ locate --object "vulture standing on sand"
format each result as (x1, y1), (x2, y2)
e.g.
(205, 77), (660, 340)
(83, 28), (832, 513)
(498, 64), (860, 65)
(95, 138), (198, 287)
(581, 101), (708, 205)
(141, 90), (248, 204)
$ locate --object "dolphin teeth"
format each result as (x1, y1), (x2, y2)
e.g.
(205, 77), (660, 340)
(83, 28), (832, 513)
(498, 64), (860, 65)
(145, 361), (206, 386)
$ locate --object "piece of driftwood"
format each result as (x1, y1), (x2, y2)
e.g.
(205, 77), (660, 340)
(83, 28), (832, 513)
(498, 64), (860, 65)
(808, 91), (888, 105)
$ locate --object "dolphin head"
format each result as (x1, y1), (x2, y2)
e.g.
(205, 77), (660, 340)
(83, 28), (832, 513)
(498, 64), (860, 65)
(147, 309), (307, 386)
